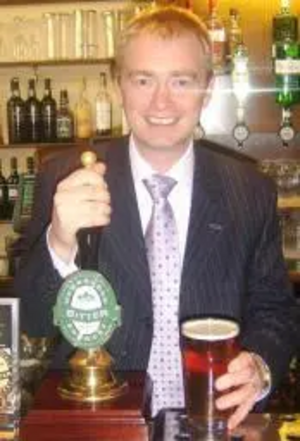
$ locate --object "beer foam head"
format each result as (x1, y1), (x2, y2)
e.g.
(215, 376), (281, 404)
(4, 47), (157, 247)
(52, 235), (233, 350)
(181, 318), (239, 341)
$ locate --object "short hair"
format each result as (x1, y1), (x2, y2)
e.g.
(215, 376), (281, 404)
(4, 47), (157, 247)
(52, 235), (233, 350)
(115, 5), (213, 79)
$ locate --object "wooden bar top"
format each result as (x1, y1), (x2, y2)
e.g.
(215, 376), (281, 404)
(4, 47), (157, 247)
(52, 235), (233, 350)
(15, 370), (300, 441)
(20, 370), (152, 441)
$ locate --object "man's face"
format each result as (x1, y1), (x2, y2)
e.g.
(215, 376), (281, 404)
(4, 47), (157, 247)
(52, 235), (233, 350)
(119, 32), (210, 159)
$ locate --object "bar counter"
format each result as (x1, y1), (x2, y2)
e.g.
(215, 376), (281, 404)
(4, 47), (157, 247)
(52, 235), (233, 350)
(15, 370), (300, 441)
(18, 408), (300, 441)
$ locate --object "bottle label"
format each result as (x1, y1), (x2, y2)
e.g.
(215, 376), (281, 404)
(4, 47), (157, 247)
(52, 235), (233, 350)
(273, 16), (298, 42)
(211, 41), (227, 71)
(76, 108), (93, 139)
(208, 28), (227, 72)
(42, 107), (56, 138)
(77, 120), (93, 139)
(96, 102), (111, 133)
(8, 187), (18, 200)
(209, 29), (226, 42)
(57, 116), (73, 139)
(275, 59), (300, 74)
(271, 44), (276, 59)
(8, 105), (26, 144)
(21, 177), (35, 217)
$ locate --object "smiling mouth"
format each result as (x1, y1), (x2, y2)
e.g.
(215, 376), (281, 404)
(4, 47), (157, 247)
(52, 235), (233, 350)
(146, 116), (178, 126)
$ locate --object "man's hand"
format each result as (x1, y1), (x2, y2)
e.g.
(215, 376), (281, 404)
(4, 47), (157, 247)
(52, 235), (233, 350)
(214, 351), (270, 430)
(48, 162), (111, 263)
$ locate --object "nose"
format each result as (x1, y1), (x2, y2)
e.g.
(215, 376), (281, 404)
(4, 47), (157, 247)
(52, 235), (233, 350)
(150, 82), (173, 110)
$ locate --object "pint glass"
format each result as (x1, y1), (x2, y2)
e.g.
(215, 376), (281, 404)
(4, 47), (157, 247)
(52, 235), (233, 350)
(181, 317), (240, 433)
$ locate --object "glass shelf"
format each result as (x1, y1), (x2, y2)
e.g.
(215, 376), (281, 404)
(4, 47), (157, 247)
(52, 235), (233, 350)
(0, 136), (116, 151)
(0, 142), (78, 150)
(0, 58), (114, 68)
(0, 0), (116, 5)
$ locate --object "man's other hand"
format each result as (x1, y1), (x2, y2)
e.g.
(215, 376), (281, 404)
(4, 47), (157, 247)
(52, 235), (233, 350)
(215, 351), (271, 430)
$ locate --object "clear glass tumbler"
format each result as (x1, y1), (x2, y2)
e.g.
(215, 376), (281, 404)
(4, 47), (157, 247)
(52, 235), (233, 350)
(82, 10), (98, 59)
(43, 12), (60, 59)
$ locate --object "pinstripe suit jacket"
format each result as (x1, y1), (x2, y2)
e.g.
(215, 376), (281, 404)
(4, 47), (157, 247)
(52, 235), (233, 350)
(15, 137), (299, 390)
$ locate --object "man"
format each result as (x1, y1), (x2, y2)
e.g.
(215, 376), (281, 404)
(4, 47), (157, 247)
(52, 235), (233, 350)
(15, 6), (298, 430)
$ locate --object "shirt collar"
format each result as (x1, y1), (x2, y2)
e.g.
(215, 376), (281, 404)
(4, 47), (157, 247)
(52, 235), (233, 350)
(129, 135), (195, 186)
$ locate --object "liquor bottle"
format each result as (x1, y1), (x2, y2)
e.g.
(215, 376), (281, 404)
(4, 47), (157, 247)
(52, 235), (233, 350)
(56, 90), (74, 143)
(25, 78), (42, 143)
(273, 0), (298, 52)
(7, 77), (26, 144)
(74, 78), (93, 140)
(95, 72), (112, 136)
(6, 157), (19, 220)
(275, 46), (300, 109)
(231, 43), (251, 147)
(0, 104), (4, 145)
(272, 0), (300, 108)
(227, 8), (243, 66)
(12, 156), (36, 233)
(205, 0), (227, 74)
(41, 78), (57, 143)
(0, 159), (8, 220)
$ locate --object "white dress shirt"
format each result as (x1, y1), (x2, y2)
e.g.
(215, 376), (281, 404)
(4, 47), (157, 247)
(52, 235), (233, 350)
(129, 138), (194, 269)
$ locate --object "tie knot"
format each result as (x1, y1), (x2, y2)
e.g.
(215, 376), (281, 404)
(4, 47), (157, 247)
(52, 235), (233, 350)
(143, 174), (177, 203)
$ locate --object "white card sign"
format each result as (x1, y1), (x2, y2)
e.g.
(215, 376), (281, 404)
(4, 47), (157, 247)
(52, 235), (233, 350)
(0, 298), (20, 438)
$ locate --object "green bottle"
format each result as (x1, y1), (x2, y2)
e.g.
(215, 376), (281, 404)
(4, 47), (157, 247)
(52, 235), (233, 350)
(273, 0), (300, 107)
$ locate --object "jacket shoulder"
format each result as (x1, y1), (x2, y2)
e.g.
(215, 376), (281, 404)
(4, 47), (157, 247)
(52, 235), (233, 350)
(195, 139), (276, 193)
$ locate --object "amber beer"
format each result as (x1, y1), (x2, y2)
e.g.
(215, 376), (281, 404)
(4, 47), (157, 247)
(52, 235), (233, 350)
(181, 318), (240, 431)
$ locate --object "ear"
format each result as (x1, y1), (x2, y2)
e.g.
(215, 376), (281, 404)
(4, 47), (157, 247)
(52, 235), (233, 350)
(112, 74), (123, 106)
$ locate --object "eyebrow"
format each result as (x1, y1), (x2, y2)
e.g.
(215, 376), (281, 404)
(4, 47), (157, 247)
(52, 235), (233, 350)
(127, 69), (201, 79)
(127, 70), (153, 77)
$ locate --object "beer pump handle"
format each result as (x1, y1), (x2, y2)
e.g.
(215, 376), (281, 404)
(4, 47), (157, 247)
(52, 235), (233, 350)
(77, 151), (100, 270)
(81, 151), (97, 169)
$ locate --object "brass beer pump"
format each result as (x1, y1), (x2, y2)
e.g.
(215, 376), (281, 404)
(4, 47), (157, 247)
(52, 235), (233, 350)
(55, 151), (127, 403)
(58, 347), (126, 403)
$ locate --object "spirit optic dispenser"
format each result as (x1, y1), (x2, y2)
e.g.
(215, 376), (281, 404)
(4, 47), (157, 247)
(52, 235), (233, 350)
(272, 0), (300, 146)
(231, 42), (251, 148)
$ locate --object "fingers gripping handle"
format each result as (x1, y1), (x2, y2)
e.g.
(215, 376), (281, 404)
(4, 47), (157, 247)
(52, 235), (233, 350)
(77, 151), (100, 270)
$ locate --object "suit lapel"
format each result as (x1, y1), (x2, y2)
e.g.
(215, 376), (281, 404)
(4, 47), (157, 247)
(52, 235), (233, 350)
(181, 143), (228, 291)
(104, 140), (152, 314)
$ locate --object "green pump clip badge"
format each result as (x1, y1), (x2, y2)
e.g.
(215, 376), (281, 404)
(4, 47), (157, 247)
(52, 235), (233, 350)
(53, 270), (121, 350)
